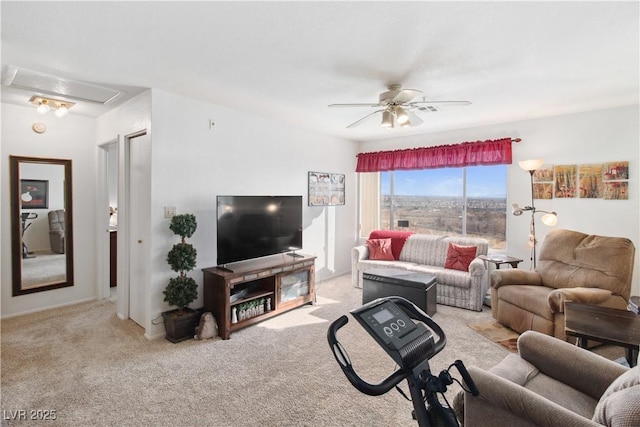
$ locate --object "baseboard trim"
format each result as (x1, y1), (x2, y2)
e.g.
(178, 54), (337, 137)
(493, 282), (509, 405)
(1, 297), (97, 319)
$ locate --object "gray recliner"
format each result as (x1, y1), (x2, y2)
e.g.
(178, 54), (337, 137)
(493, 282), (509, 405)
(48, 210), (65, 254)
(453, 330), (640, 427)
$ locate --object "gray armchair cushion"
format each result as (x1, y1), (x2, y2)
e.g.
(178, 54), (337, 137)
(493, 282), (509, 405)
(592, 367), (640, 426)
(48, 209), (65, 254)
(454, 331), (633, 427)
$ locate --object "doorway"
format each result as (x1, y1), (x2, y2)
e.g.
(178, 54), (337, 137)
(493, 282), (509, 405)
(97, 130), (150, 330)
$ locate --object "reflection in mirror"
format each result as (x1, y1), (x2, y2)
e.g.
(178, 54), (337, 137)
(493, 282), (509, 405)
(10, 156), (74, 296)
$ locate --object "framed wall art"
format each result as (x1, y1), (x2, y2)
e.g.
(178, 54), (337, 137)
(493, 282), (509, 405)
(20, 179), (49, 209)
(308, 172), (345, 206)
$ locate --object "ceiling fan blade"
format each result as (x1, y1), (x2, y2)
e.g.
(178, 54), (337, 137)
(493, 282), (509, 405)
(346, 109), (385, 128)
(328, 103), (382, 108)
(406, 109), (424, 127)
(391, 89), (423, 104)
(410, 100), (472, 106)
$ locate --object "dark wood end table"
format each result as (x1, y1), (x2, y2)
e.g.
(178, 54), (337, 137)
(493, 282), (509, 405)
(564, 302), (640, 367)
(478, 254), (523, 269)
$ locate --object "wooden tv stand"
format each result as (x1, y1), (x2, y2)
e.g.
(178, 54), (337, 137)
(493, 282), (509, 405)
(202, 254), (316, 339)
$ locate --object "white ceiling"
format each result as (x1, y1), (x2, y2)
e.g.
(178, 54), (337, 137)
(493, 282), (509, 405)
(2, 1), (638, 142)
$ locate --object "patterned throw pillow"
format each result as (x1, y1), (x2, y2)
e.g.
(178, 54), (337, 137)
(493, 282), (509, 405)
(444, 243), (477, 271)
(366, 238), (395, 261)
(592, 367), (640, 426)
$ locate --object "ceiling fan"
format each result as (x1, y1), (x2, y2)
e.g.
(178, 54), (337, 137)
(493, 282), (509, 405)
(329, 84), (471, 129)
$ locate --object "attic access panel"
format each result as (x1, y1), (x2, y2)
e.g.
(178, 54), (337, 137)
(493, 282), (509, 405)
(2, 65), (120, 104)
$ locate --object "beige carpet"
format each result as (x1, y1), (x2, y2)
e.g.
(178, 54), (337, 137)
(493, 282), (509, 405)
(1, 274), (625, 426)
(21, 250), (66, 288)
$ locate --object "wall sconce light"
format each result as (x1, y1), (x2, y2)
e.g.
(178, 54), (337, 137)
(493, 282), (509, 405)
(513, 159), (558, 269)
(29, 96), (75, 118)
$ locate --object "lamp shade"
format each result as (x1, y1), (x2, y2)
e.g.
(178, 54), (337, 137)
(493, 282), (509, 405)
(395, 106), (409, 124)
(518, 159), (544, 171)
(541, 212), (558, 226)
(381, 110), (394, 128)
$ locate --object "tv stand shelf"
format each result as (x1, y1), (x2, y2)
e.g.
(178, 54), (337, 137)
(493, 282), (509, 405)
(203, 254), (316, 339)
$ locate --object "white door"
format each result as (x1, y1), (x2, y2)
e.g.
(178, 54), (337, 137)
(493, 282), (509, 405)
(127, 131), (150, 327)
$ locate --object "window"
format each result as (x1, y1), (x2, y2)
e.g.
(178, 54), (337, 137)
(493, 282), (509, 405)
(360, 165), (506, 249)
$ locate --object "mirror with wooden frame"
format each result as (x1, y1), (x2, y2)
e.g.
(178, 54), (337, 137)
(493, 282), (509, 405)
(10, 155), (74, 296)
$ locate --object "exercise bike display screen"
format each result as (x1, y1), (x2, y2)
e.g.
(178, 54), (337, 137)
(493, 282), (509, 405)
(353, 300), (421, 353)
(371, 307), (394, 324)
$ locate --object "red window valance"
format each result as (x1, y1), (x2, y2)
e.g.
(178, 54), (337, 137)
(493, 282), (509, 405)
(355, 138), (513, 172)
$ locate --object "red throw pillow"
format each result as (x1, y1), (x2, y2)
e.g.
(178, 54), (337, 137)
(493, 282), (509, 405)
(444, 243), (477, 272)
(369, 230), (414, 260)
(366, 238), (395, 261)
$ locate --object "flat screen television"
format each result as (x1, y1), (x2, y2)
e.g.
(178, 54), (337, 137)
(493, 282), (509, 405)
(216, 195), (303, 266)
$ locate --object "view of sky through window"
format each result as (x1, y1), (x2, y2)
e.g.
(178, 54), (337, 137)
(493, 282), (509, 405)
(381, 165), (507, 197)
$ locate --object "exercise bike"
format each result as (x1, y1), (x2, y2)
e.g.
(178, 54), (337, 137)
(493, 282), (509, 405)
(327, 296), (479, 427)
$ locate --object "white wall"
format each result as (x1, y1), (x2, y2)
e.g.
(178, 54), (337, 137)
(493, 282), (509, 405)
(1, 103), (98, 316)
(358, 105), (640, 296)
(146, 89), (358, 338)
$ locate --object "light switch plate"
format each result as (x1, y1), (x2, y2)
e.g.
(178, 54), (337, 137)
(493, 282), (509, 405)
(164, 207), (176, 218)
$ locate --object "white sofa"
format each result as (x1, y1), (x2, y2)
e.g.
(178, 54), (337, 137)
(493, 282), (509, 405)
(352, 233), (490, 311)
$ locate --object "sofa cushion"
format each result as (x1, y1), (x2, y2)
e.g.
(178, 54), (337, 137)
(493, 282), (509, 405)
(444, 243), (477, 272)
(365, 238), (394, 260)
(497, 285), (555, 320)
(399, 234), (448, 265)
(592, 367), (640, 426)
(369, 230), (414, 260)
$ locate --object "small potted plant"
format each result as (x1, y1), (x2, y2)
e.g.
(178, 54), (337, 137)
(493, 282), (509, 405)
(162, 213), (199, 343)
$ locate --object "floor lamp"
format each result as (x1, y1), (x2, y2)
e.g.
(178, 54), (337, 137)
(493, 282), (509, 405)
(513, 159), (558, 269)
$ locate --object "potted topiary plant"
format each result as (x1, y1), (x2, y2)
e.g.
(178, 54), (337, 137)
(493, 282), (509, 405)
(162, 213), (199, 343)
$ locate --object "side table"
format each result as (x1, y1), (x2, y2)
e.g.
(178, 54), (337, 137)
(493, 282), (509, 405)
(478, 254), (523, 269)
(478, 254), (523, 307)
(565, 302), (640, 367)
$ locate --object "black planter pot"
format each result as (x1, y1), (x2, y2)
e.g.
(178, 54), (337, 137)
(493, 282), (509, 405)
(162, 308), (199, 343)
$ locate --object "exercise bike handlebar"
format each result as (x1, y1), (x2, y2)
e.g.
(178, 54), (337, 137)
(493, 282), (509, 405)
(328, 315), (408, 396)
(327, 297), (447, 397)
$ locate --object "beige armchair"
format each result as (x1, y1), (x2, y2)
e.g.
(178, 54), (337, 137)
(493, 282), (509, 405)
(491, 229), (635, 340)
(48, 209), (65, 254)
(453, 331), (639, 427)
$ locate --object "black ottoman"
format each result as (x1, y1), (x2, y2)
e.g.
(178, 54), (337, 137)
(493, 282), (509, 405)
(362, 268), (437, 316)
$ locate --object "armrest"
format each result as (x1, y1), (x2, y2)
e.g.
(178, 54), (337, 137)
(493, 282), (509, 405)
(491, 269), (542, 289)
(462, 366), (601, 426)
(547, 287), (613, 312)
(352, 245), (369, 262)
(518, 330), (628, 400)
(468, 257), (487, 277)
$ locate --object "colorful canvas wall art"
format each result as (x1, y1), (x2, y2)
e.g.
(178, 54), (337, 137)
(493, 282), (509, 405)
(578, 164), (603, 198)
(554, 165), (577, 198)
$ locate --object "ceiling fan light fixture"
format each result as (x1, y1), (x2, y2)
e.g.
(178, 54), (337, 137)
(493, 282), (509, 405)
(395, 106), (409, 124)
(381, 110), (394, 128)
